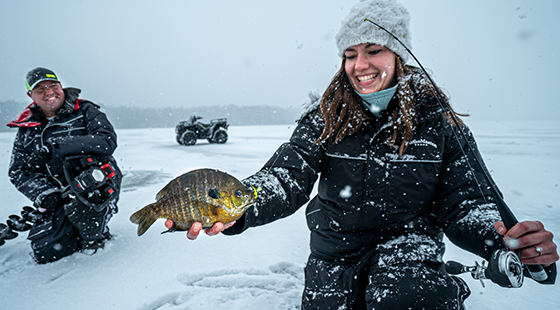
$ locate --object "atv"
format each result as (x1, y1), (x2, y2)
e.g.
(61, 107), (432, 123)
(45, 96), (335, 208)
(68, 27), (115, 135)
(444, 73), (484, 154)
(175, 116), (229, 145)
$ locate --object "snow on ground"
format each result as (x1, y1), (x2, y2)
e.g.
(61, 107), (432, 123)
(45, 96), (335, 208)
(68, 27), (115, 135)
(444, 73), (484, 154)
(0, 121), (559, 309)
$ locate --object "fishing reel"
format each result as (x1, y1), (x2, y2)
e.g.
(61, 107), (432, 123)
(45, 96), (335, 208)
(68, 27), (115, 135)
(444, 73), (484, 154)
(446, 249), (524, 288)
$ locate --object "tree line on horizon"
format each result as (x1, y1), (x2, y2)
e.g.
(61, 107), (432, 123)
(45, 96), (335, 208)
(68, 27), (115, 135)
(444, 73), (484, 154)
(0, 100), (304, 132)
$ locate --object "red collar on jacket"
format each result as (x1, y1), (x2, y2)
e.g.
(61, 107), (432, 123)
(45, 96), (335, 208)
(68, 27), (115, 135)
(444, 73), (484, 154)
(6, 100), (82, 128)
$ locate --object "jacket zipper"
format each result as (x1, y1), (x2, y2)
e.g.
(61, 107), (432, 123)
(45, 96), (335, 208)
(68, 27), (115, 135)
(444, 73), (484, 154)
(363, 120), (393, 231)
(38, 114), (84, 188)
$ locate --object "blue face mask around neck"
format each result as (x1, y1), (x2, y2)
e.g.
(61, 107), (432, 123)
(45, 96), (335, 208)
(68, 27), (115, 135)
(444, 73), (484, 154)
(355, 83), (398, 117)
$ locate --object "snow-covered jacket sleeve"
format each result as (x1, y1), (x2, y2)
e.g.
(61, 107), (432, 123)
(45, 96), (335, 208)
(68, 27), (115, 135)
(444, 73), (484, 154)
(433, 122), (503, 260)
(223, 112), (326, 235)
(48, 102), (117, 160)
(8, 128), (59, 205)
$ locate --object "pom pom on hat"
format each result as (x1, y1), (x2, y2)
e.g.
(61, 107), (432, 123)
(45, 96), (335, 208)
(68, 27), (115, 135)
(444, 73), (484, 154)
(336, 0), (412, 63)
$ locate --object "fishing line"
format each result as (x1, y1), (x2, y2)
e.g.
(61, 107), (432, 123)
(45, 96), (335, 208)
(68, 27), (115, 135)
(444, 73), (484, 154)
(363, 18), (547, 282)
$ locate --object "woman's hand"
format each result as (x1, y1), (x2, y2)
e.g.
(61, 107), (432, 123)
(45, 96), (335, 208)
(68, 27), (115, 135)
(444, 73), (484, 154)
(495, 220), (559, 267)
(164, 220), (236, 240)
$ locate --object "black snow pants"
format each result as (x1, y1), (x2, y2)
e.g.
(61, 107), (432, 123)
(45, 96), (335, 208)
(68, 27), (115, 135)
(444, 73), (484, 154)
(28, 207), (81, 264)
(28, 200), (114, 264)
(302, 254), (471, 310)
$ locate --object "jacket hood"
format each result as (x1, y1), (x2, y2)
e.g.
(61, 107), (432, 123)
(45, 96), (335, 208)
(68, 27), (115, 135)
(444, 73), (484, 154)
(6, 88), (82, 128)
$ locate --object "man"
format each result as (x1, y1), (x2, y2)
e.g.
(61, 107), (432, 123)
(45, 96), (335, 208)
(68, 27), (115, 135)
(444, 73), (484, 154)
(6, 67), (122, 264)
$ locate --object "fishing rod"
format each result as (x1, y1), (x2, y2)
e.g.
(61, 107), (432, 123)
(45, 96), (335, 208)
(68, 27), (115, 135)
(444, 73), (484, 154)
(364, 18), (548, 284)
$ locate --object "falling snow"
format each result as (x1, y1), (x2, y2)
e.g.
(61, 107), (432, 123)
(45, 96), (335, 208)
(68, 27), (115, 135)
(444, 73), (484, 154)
(0, 121), (559, 309)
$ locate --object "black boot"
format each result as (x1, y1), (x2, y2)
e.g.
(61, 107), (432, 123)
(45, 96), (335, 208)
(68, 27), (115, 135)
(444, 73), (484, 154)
(81, 234), (111, 255)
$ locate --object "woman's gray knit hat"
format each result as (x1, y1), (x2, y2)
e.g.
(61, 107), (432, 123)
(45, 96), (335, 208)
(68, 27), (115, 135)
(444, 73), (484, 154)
(336, 0), (412, 63)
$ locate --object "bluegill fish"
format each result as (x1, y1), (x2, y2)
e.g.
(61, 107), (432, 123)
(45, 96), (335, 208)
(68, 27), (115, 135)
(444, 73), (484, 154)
(130, 168), (257, 236)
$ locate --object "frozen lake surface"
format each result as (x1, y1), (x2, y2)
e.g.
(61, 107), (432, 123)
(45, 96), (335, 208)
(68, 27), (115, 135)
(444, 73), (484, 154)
(1, 121), (559, 309)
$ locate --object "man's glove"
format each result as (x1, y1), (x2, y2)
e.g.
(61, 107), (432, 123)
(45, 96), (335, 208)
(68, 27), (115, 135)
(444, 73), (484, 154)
(39, 192), (62, 214)
(22, 145), (52, 175)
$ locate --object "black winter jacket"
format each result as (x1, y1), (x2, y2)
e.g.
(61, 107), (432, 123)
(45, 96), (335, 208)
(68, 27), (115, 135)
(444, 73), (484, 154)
(7, 88), (121, 208)
(225, 97), (505, 267)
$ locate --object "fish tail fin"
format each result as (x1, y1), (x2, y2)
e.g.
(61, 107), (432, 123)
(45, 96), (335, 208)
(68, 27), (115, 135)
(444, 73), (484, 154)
(129, 204), (158, 236)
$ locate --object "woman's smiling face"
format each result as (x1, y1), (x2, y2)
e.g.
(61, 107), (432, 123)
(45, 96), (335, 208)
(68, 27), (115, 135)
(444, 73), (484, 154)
(344, 43), (397, 94)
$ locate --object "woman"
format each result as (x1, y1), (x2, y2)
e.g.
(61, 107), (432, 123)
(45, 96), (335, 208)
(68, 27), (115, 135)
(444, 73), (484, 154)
(170, 0), (558, 308)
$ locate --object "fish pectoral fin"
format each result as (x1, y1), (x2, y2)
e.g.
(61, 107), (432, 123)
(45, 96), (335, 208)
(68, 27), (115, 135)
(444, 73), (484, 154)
(191, 198), (222, 214)
(215, 205), (232, 216)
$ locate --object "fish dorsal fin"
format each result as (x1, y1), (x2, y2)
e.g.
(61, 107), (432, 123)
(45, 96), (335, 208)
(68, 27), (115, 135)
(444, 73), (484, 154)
(155, 181), (172, 200)
(155, 172), (198, 201)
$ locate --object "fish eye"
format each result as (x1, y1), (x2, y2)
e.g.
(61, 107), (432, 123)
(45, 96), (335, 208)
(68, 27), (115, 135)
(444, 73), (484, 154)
(235, 190), (242, 197)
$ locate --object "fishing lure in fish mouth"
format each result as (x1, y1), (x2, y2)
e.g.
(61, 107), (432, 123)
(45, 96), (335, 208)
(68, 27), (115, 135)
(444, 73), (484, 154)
(252, 186), (262, 199)
(363, 18), (547, 283)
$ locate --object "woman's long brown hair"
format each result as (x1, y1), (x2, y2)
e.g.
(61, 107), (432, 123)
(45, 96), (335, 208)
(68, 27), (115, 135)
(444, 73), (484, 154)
(315, 56), (464, 156)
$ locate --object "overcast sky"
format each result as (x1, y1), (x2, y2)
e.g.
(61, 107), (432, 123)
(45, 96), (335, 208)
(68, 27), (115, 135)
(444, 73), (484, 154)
(1, 0), (559, 121)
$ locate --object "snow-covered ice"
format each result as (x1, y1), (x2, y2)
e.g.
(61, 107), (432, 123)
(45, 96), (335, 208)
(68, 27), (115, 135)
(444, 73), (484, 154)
(1, 121), (558, 309)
